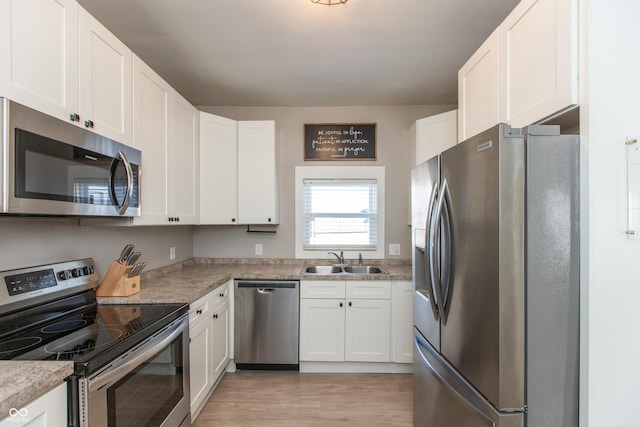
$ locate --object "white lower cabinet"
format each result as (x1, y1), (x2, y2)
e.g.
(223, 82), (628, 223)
(0, 382), (67, 427)
(299, 280), (392, 363)
(393, 281), (413, 363)
(189, 281), (231, 422)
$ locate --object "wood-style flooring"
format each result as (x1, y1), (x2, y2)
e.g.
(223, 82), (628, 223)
(192, 371), (413, 427)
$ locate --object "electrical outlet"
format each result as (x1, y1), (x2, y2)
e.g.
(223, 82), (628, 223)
(169, 246), (176, 260)
(255, 244), (263, 256)
(389, 243), (400, 256)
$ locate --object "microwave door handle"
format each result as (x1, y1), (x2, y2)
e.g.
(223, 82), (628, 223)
(424, 181), (440, 320)
(109, 150), (134, 216)
(88, 317), (186, 393)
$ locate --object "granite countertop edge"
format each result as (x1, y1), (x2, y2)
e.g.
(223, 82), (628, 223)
(97, 257), (413, 305)
(0, 361), (74, 418)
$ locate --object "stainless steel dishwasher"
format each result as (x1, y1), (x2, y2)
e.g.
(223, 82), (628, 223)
(234, 279), (299, 370)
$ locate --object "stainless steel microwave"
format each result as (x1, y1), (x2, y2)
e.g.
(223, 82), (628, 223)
(0, 98), (140, 217)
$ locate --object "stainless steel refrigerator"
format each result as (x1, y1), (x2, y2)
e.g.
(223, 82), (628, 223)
(411, 124), (580, 427)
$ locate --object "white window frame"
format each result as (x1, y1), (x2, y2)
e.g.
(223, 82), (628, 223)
(295, 166), (385, 260)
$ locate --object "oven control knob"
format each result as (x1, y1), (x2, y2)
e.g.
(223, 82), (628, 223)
(72, 268), (84, 278)
(58, 270), (73, 280)
(83, 266), (95, 275)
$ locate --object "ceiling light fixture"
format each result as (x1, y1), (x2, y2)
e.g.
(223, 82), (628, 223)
(311, 0), (348, 5)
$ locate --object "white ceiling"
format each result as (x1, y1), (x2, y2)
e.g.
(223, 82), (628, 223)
(77, 0), (520, 107)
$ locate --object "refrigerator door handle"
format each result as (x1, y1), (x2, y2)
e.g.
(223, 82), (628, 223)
(424, 181), (440, 320)
(440, 179), (454, 323)
(429, 182), (445, 318)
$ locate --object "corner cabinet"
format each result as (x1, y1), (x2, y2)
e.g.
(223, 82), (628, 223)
(0, 1), (132, 145)
(458, 0), (578, 140)
(0, 382), (67, 427)
(189, 280), (231, 423)
(199, 117), (279, 225)
(409, 110), (458, 166)
(132, 55), (198, 225)
(299, 280), (391, 363)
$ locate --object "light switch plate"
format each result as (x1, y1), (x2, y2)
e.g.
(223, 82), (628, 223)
(389, 243), (400, 256)
(169, 246), (176, 260)
(255, 244), (263, 256)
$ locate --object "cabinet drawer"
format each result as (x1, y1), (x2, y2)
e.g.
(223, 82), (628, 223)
(346, 281), (392, 299)
(301, 280), (346, 299)
(211, 281), (230, 308)
(189, 293), (211, 326)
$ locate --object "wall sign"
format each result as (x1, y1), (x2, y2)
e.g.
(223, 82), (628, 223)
(304, 123), (376, 160)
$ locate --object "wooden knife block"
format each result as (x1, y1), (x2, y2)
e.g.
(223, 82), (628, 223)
(96, 260), (141, 297)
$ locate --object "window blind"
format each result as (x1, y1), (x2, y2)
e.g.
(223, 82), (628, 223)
(302, 179), (378, 250)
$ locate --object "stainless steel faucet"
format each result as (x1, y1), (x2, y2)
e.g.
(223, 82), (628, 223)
(358, 253), (363, 265)
(328, 251), (344, 264)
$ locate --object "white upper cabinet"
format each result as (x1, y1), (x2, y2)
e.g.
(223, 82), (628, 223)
(458, 0), (578, 140)
(78, 6), (132, 145)
(199, 112), (238, 225)
(237, 121), (279, 225)
(0, 0), (79, 124)
(458, 29), (500, 143)
(132, 55), (198, 225)
(498, 0), (578, 128)
(0, 1), (132, 145)
(171, 91), (199, 225)
(131, 55), (172, 225)
(409, 110), (458, 166)
(200, 118), (279, 225)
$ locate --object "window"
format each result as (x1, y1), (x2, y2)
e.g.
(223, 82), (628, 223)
(295, 166), (385, 259)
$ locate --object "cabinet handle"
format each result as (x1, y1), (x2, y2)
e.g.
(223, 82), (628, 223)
(70, 113), (80, 122)
(213, 314), (218, 319)
(196, 309), (202, 314)
(220, 293), (225, 298)
(232, 218), (236, 222)
(268, 218), (272, 222)
(348, 301), (352, 307)
(339, 302), (343, 307)
(84, 120), (94, 128)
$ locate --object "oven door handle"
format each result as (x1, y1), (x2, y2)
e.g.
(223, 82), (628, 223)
(88, 316), (187, 393)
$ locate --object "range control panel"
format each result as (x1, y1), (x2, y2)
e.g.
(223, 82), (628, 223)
(0, 259), (98, 313)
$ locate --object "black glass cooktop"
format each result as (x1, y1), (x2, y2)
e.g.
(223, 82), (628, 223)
(0, 292), (187, 376)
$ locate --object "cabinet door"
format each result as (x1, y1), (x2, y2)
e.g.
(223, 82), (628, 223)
(299, 298), (345, 362)
(345, 299), (391, 362)
(393, 281), (414, 363)
(499, 0), (578, 127)
(458, 29), (500, 142)
(131, 55), (171, 225)
(237, 120), (279, 224)
(0, 382), (67, 427)
(171, 92), (199, 224)
(211, 300), (230, 382)
(78, 6), (132, 145)
(0, 0), (79, 124)
(189, 316), (212, 420)
(410, 110), (458, 166)
(199, 112), (238, 224)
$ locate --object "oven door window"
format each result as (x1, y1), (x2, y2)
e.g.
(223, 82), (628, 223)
(14, 128), (139, 207)
(106, 335), (184, 427)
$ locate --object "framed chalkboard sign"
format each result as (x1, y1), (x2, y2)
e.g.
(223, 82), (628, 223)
(304, 123), (376, 160)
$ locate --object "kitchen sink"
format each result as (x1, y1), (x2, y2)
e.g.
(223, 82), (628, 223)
(301, 265), (389, 275)
(342, 265), (388, 274)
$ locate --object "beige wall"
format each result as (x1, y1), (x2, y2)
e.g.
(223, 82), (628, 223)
(194, 104), (455, 261)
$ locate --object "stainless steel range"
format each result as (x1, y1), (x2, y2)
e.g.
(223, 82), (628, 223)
(0, 259), (190, 427)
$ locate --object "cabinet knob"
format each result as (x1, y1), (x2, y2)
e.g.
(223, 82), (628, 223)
(232, 218), (236, 222)
(348, 301), (352, 307)
(339, 302), (343, 307)
(268, 218), (272, 222)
